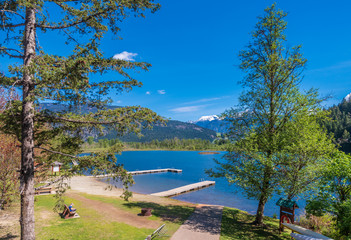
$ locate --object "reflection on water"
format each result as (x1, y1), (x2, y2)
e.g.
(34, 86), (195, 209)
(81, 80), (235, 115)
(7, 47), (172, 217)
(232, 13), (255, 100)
(108, 150), (305, 217)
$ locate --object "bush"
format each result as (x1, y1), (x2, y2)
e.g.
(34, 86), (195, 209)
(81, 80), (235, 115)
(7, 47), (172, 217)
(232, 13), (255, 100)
(298, 213), (335, 237)
(335, 200), (351, 238)
(0, 134), (20, 208)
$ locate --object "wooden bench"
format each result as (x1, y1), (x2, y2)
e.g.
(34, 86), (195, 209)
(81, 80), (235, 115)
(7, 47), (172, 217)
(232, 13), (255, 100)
(145, 224), (167, 240)
(61, 204), (79, 219)
(35, 187), (52, 195)
(282, 223), (333, 240)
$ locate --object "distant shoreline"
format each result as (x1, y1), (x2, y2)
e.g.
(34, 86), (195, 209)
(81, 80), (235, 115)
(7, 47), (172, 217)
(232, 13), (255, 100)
(198, 151), (221, 155)
(82, 148), (224, 153)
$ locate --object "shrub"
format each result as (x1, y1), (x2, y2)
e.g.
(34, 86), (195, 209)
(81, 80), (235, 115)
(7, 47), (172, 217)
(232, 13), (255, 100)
(298, 213), (335, 237)
(0, 134), (20, 208)
(335, 200), (351, 238)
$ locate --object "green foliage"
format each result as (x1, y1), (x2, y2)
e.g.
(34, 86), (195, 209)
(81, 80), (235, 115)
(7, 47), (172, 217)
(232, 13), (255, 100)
(306, 151), (351, 238)
(124, 138), (225, 150)
(208, 4), (334, 225)
(85, 137), (225, 151)
(0, 134), (20, 208)
(321, 100), (351, 152)
(334, 200), (351, 238)
(298, 214), (335, 237)
(277, 111), (335, 199)
(87, 136), (94, 145)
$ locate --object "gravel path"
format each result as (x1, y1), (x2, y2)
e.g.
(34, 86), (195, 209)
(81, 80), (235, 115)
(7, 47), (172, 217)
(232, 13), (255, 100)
(171, 204), (223, 240)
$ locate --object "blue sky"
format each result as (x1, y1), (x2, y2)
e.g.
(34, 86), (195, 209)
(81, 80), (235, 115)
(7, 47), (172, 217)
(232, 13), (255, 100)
(2, 0), (351, 121)
(101, 0), (351, 121)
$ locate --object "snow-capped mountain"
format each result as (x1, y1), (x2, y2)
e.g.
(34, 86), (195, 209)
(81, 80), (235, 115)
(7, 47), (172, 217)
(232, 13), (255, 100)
(344, 93), (351, 102)
(197, 115), (219, 122)
(191, 115), (228, 133)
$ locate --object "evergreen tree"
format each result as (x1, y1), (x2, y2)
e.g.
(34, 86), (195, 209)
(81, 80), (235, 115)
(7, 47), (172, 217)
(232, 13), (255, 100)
(321, 100), (351, 152)
(0, 1), (162, 239)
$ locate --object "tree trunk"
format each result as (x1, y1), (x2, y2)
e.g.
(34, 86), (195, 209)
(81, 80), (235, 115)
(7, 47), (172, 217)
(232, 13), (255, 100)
(21, 7), (36, 240)
(253, 193), (267, 225)
(253, 168), (271, 225)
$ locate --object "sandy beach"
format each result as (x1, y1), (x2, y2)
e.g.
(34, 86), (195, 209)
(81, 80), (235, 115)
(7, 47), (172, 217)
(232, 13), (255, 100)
(69, 175), (195, 207)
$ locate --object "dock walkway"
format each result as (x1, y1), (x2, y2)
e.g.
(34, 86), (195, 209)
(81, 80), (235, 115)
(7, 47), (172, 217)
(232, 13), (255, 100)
(129, 168), (182, 175)
(150, 181), (215, 197)
(93, 168), (182, 178)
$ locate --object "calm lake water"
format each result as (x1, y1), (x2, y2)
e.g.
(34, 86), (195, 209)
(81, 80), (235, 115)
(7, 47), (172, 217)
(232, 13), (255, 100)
(110, 150), (305, 217)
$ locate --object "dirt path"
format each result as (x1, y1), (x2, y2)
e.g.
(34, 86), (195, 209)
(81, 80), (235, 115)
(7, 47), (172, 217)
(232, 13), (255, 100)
(0, 205), (20, 240)
(170, 204), (223, 240)
(67, 192), (160, 229)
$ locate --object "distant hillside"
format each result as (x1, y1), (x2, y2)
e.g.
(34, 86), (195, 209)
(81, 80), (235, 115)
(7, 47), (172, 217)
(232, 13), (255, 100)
(39, 103), (217, 142)
(322, 97), (351, 152)
(190, 115), (229, 133)
(103, 120), (217, 142)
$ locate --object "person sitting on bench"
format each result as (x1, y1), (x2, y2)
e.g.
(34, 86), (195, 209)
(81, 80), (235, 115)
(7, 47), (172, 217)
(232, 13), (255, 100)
(61, 204), (79, 219)
(69, 203), (76, 212)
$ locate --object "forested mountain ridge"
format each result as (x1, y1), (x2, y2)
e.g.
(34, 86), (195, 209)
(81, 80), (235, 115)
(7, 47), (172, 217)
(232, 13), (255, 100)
(323, 99), (351, 152)
(40, 103), (217, 142)
(102, 120), (217, 142)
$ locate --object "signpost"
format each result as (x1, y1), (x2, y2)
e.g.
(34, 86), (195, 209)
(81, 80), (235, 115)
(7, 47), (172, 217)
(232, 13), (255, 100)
(276, 197), (299, 233)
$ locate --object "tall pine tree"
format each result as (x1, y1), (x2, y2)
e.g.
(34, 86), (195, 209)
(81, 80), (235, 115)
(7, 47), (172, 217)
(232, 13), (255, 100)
(0, 1), (162, 239)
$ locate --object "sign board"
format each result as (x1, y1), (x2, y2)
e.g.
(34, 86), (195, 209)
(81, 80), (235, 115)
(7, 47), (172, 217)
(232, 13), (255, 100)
(53, 166), (60, 172)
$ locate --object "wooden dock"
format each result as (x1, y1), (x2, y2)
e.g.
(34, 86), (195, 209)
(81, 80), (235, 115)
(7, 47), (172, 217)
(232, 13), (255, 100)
(150, 181), (215, 197)
(128, 168), (182, 175)
(94, 168), (182, 178)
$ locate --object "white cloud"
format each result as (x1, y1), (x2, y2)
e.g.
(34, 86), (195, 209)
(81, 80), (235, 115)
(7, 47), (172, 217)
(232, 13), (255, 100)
(170, 105), (205, 113)
(113, 51), (138, 61)
(116, 100), (122, 104)
(309, 60), (351, 73)
(146, 91), (151, 95)
(184, 96), (229, 105)
(157, 90), (166, 95)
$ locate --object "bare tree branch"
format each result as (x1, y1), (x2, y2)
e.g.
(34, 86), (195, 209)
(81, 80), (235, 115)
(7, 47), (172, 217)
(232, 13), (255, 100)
(0, 9), (25, 20)
(1, 23), (26, 28)
(36, 8), (109, 30)
(46, 115), (125, 125)
(0, 47), (24, 58)
(35, 146), (79, 159)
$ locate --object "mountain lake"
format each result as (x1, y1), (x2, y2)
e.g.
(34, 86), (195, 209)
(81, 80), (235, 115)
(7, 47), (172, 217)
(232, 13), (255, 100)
(107, 150), (306, 218)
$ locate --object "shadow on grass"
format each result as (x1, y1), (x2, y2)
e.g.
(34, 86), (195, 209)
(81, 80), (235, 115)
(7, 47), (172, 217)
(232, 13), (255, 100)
(123, 201), (194, 224)
(221, 208), (290, 240)
(0, 233), (19, 240)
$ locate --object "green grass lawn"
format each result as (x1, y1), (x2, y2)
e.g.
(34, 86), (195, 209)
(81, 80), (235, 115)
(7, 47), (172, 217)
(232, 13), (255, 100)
(34, 193), (194, 240)
(5, 193), (293, 240)
(220, 207), (292, 240)
(80, 193), (194, 234)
